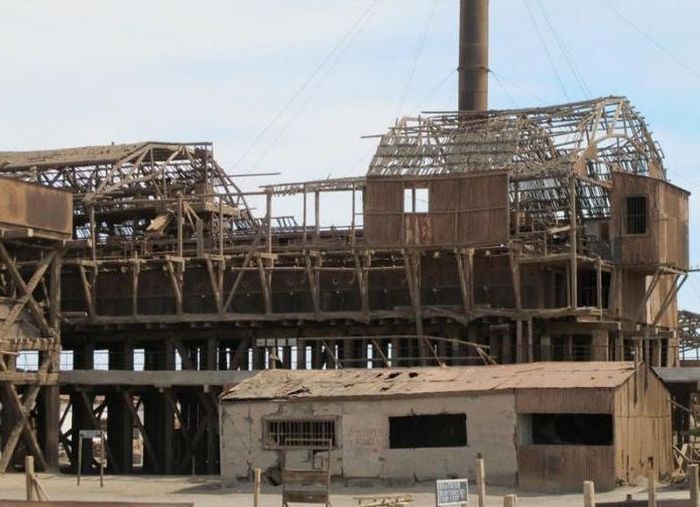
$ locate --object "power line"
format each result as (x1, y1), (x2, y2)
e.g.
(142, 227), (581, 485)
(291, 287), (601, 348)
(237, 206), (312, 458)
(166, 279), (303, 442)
(489, 68), (548, 105)
(395, 0), (439, 116)
(251, 2), (379, 170)
(603, 1), (700, 81)
(491, 70), (519, 108)
(231, 0), (381, 170)
(411, 68), (456, 112)
(523, 0), (569, 101)
(536, 0), (593, 98)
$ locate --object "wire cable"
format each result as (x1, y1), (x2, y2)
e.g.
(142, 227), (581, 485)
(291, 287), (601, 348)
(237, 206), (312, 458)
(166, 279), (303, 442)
(251, 2), (380, 170)
(395, 0), (439, 116)
(603, 1), (700, 81)
(231, 0), (381, 170)
(536, 0), (593, 98)
(524, 0), (570, 101)
(489, 68), (548, 105)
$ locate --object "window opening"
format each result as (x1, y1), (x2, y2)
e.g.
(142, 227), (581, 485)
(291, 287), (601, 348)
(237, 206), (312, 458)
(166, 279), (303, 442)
(389, 413), (466, 449)
(404, 187), (429, 213)
(264, 418), (336, 448)
(526, 413), (613, 445)
(625, 196), (647, 234)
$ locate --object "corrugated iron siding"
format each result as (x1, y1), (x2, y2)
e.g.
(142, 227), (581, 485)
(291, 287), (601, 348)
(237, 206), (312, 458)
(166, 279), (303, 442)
(613, 367), (673, 485)
(515, 388), (614, 414)
(0, 177), (72, 236)
(518, 444), (615, 493)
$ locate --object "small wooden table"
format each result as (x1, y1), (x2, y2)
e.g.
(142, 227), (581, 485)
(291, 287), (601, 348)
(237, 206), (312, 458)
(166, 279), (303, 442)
(353, 495), (413, 507)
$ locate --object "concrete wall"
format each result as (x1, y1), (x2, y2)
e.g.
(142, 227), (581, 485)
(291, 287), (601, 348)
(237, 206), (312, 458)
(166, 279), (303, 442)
(220, 392), (517, 486)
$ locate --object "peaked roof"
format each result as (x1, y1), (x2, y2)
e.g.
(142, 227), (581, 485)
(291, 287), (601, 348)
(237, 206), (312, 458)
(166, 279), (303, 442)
(221, 362), (638, 402)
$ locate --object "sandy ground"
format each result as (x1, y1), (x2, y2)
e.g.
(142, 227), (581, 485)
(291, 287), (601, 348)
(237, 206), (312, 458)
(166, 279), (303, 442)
(0, 473), (695, 507)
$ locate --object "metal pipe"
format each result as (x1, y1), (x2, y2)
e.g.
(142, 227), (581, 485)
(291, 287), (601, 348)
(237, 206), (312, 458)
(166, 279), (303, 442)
(458, 0), (489, 111)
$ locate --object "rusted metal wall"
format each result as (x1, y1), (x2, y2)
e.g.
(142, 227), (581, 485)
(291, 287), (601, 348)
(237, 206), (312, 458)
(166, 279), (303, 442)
(514, 369), (671, 492)
(517, 444), (615, 493)
(613, 367), (673, 486)
(516, 387), (617, 492)
(610, 172), (689, 271)
(364, 173), (509, 247)
(0, 176), (72, 237)
(658, 181), (689, 270)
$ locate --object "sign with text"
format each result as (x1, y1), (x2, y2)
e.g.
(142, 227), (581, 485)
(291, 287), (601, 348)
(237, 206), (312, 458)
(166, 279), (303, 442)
(436, 479), (469, 506)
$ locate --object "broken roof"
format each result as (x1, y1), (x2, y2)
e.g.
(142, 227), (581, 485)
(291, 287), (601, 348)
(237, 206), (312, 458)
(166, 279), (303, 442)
(220, 362), (638, 402)
(0, 142), (198, 170)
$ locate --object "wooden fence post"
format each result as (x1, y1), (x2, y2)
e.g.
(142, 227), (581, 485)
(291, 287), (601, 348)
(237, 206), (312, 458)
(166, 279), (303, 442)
(583, 481), (595, 507)
(254, 467), (262, 507)
(690, 463), (700, 507)
(476, 454), (486, 507)
(503, 494), (517, 507)
(25, 456), (34, 501)
(648, 459), (657, 507)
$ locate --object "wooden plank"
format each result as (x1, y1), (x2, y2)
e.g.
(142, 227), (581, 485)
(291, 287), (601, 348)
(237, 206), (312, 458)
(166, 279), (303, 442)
(281, 470), (329, 484)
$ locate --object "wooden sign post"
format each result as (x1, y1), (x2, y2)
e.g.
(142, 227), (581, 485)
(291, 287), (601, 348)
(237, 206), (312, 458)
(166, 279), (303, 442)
(77, 429), (105, 487)
(436, 479), (469, 507)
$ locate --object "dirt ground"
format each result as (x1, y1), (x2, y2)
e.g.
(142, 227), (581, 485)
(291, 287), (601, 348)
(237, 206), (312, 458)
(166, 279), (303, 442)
(0, 473), (694, 507)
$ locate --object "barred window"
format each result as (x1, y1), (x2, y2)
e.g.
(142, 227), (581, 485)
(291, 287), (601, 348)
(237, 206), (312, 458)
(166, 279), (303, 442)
(625, 196), (647, 235)
(264, 418), (337, 449)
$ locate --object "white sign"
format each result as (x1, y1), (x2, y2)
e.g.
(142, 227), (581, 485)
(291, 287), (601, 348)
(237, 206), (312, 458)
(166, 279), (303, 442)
(436, 479), (469, 506)
(79, 429), (102, 439)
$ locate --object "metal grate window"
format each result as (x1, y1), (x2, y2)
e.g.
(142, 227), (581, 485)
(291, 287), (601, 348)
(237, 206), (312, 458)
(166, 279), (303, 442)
(625, 196), (647, 235)
(264, 418), (337, 449)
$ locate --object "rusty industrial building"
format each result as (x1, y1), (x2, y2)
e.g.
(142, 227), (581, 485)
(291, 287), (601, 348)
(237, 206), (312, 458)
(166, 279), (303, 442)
(0, 0), (694, 489)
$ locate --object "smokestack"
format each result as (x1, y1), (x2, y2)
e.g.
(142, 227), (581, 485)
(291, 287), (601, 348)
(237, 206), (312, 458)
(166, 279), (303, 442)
(458, 0), (489, 111)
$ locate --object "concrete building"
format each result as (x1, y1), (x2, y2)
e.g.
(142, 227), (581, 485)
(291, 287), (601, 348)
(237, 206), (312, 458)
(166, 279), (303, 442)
(220, 362), (671, 493)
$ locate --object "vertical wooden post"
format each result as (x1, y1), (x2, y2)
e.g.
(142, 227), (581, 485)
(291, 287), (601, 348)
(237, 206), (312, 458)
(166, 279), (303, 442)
(25, 455), (34, 501)
(583, 481), (595, 507)
(89, 204), (97, 262)
(254, 467), (262, 507)
(569, 176), (578, 309)
(77, 437), (83, 486)
(351, 183), (356, 246)
(176, 194), (183, 257)
(218, 198), (224, 257)
(648, 459), (657, 507)
(503, 494), (517, 507)
(266, 192), (272, 254)
(476, 454), (486, 507)
(100, 432), (105, 487)
(302, 186), (307, 247)
(689, 463), (699, 507)
(314, 190), (320, 242)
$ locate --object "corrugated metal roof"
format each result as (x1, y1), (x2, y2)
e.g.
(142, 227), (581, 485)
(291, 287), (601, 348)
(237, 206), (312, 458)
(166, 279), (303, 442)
(0, 142), (191, 169)
(221, 362), (638, 402)
(654, 367), (700, 384)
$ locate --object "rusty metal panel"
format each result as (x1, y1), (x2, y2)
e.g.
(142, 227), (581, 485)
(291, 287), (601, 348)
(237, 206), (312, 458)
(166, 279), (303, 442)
(404, 214), (431, 245)
(0, 176), (72, 237)
(515, 388), (613, 414)
(364, 179), (403, 245)
(613, 368), (673, 486)
(610, 172), (689, 271)
(458, 172), (508, 247)
(517, 444), (615, 492)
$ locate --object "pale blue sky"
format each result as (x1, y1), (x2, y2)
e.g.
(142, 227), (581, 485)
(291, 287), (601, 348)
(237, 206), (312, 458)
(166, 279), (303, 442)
(1, 0), (699, 309)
